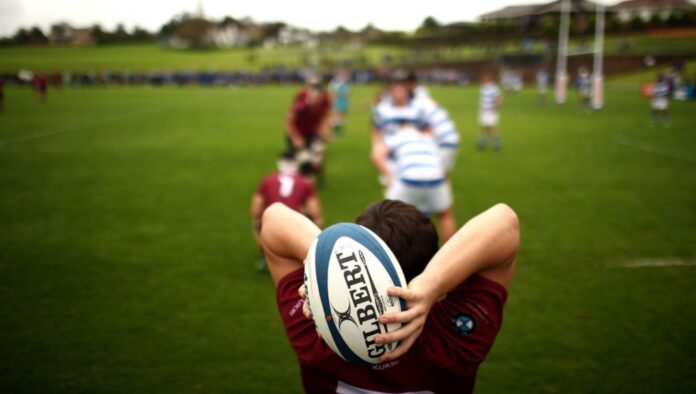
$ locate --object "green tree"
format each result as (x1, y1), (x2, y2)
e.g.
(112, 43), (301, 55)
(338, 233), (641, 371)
(418, 16), (441, 33)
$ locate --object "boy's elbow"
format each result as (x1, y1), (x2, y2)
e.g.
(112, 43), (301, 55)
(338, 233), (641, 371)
(497, 203), (519, 229)
(261, 203), (288, 235)
(494, 203), (520, 244)
(262, 202), (286, 224)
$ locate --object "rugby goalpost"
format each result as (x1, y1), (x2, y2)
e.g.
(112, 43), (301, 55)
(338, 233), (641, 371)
(555, 0), (605, 109)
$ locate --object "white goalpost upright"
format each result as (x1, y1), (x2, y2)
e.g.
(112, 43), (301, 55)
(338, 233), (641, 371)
(592, 2), (605, 109)
(555, 0), (571, 104)
(555, 0), (606, 108)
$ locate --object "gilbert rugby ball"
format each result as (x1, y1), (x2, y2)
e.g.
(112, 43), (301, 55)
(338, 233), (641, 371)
(304, 223), (408, 365)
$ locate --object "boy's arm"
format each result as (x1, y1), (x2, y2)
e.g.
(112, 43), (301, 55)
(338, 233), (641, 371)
(376, 203), (520, 361)
(260, 203), (321, 286)
(304, 196), (324, 229)
(251, 192), (265, 239)
(285, 108), (303, 149)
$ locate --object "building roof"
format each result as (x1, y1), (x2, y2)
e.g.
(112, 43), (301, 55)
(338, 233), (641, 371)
(479, 0), (605, 21)
(533, 0), (599, 15)
(611, 0), (696, 10)
(480, 4), (545, 20)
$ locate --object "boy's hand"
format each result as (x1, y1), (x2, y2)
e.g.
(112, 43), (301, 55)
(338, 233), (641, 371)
(373, 276), (438, 362)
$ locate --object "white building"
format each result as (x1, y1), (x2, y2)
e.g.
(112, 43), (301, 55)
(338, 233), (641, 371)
(612, 0), (696, 22)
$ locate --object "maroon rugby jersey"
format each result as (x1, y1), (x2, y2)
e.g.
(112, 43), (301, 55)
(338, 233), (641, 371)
(257, 172), (316, 212)
(276, 268), (507, 394)
(291, 90), (332, 139)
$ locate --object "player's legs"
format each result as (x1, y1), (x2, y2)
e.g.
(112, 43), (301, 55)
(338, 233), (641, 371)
(332, 107), (347, 136)
(660, 108), (671, 128)
(426, 182), (456, 242)
(479, 111), (500, 151)
(478, 128), (489, 150)
(650, 108), (658, 127)
(478, 111), (490, 150)
(490, 126), (501, 152)
(310, 138), (326, 188)
(437, 207), (457, 243)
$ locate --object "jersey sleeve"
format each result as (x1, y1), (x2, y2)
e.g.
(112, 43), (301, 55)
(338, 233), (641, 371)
(382, 133), (401, 152)
(301, 178), (316, 201)
(257, 175), (270, 197)
(291, 92), (306, 112)
(371, 105), (383, 131)
(418, 274), (508, 376)
(276, 268), (335, 365)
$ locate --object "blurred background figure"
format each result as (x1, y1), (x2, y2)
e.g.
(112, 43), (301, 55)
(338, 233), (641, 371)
(649, 73), (672, 128)
(33, 73), (48, 102)
(284, 74), (332, 187)
(251, 152), (323, 272)
(405, 70), (460, 173)
(330, 70), (351, 136)
(576, 66), (592, 113)
(478, 73), (503, 152)
(537, 69), (549, 104)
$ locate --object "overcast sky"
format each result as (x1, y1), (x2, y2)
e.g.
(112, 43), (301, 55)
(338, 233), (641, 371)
(0, 0), (623, 37)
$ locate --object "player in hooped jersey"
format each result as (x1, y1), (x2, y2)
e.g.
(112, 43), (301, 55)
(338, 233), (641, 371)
(536, 69), (549, 104)
(370, 74), (428, 186)
(649, 73), (672, 128)
(260, 199), (519, 393)
(405, 72), (461, 172)
(576, 67), (592, 113)
(478, 73), (503, 152)
(375, 125), (457, 242)
(251, 152), (323, 271)
(371, 73), (456, 241)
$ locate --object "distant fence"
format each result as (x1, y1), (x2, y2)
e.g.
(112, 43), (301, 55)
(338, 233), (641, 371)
(2, 55), (691, 88)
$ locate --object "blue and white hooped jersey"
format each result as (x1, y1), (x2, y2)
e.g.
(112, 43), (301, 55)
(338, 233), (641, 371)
(479, 83), (501, 111)
(384, 127), (445, 185)
(577, 73), (591, 91)
(372, 98), (427, 136)
(415, 96), (459, 149)
(652, 81), (670, 99)
(413, 85), (431, 101)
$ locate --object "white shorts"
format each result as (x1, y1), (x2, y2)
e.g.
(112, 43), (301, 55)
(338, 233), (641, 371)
(386, 179), (452, 214)
(651, 98), (668, 111)
(479, 110), (499, 127)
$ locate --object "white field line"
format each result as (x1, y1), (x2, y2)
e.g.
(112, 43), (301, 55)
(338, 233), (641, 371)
(0, 106), (176, 147)
(613, 138), (696, 164)
(612, 258), (696, 268)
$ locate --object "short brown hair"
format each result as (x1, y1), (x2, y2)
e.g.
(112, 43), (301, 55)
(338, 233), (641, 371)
(355, 200), (438, 282)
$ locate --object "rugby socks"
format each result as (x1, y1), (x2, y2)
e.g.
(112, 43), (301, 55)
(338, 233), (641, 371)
(492, 137), (502, 152)
(477, 135), (488, 150)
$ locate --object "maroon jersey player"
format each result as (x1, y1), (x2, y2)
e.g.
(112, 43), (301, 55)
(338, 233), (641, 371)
(260, 199), (519, 393)
(285, 75), (332, 187)
(252, 153), (323, 271)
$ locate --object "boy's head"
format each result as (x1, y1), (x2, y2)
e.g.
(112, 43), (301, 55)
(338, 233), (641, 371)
(355, 200), (439, 282)
(387, 73), (411, 105)
(277, 151), (298, 175)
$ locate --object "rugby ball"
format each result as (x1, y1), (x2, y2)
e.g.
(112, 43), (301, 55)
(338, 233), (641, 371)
(303, 223), (408, 365)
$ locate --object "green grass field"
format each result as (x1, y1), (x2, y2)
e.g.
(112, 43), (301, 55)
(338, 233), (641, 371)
(0, 44), (406, 73)
(1, 82), (695, 393)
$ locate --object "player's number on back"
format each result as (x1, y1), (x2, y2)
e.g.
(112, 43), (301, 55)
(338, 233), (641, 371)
(279, 175), (295, 198)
